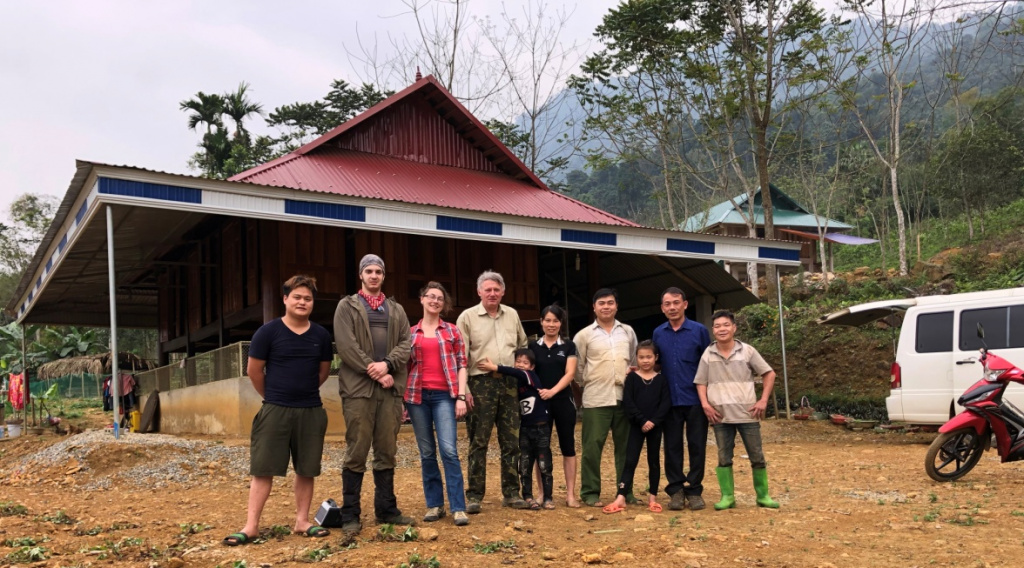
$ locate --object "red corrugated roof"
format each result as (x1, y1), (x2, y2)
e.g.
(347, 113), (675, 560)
(231, 75), (636, 227)
(233, 147), (634, 226)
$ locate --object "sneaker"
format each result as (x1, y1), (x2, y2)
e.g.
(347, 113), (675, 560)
(466, 500), (482, 514)
(423, 506), (445, 522)
(686, 494), (706, 511)
(668, 491), (687, 511)
(340, 520), (362, 538)
(376, 514), (416, 526)
(453, 511), (469, 526)
(502, 497), (530, 509)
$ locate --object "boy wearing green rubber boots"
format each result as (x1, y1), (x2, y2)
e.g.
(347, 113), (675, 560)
(694, 310), (779, 510)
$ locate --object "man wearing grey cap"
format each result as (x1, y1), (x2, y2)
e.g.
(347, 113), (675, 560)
(334, 254), (414, 536)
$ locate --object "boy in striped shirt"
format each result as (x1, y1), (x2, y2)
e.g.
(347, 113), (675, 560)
(694, 310), (779, 510)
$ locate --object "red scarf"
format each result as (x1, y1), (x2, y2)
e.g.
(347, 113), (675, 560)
(358, 289), (386, 311)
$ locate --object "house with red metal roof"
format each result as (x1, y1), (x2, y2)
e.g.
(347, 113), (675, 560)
(4, 76), (800, 434)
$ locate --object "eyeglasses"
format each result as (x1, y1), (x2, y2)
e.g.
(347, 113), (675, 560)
(422, 294), (445, 303)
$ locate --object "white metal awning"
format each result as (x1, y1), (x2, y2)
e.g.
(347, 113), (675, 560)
(6, 161), (801, 324)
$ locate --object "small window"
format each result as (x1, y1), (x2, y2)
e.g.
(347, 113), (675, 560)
(916, 311), (953, 353)
(960, 304), (1024, 351)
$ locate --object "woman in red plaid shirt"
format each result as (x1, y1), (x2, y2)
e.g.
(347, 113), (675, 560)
(405, 281), (471, 527)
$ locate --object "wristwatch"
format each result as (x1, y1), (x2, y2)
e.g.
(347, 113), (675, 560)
(457, 395), (467, 401)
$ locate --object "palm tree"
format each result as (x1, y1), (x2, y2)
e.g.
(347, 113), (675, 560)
(223, 82), (264, 141)
(179, 91), (226, 135)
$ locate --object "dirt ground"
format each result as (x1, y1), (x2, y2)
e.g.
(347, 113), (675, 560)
(2, 413), (1024, 568)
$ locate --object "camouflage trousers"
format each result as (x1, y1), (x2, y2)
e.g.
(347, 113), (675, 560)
(465, 373), (521, 501)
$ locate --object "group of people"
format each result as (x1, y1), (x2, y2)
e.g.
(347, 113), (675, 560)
(222, 253), (781, 547)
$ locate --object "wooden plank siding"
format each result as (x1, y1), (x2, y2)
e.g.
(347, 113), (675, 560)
(156, 217), (541, 356)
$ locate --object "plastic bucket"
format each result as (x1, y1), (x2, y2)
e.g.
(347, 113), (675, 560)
(6, 423), (22, 438)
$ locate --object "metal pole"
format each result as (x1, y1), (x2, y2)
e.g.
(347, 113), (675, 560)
(106, 205), (121, 439)
(776, 268), (791, 419)
(21, 324), (28, 422)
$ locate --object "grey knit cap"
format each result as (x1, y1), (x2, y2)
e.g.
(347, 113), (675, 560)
(359, 253), (385, 273)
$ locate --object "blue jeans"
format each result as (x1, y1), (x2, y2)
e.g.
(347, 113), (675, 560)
(712, 422), (766, 469)
(407, 389), (466, 512)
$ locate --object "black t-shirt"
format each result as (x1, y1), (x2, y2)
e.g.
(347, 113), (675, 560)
(249, 318), (334, 408)
(529, 338), (577, 400)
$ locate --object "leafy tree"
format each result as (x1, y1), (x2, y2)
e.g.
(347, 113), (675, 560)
(266, 80), (392, 150)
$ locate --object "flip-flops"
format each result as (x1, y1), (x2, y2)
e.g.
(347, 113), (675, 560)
(602, 503), (626, 514)
(297, 525), (330, 538)
(222, 532), (254, 546)
(649, 501), (663, 513)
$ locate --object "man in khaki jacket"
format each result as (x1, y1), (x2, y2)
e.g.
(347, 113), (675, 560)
(334, 254), (413, 536)
(573, 288), (637, 507)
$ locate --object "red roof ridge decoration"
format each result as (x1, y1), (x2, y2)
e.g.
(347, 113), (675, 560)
(229, 75), (636, 227)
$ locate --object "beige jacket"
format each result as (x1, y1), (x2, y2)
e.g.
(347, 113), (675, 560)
(333, 295), (411, 398)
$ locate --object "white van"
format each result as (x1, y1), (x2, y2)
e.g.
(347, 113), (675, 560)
(819, 287), (1024, 425)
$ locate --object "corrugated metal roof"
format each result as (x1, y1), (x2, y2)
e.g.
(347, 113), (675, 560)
(231, 75), (637, 227)
(682, 185), (853, 232)
(233, 147), (636, 226)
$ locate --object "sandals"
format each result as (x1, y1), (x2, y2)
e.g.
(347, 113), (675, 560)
(525, 498), (541, 511)
(649, 501), (663, 513)
(297, 525), (331, 537)
(542, 500), (556, 510)
(222, 532), (254, 546)
(602, 503), (626, 514)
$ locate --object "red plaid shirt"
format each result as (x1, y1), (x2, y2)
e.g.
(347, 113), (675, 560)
(405, 320), (468, 404)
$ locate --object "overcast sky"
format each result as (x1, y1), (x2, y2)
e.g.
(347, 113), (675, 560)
(0, 0), (843, 218)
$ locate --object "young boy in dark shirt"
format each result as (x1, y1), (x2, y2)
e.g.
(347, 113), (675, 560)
(604, 340), (671, 513)
(480, 349), (553, 509)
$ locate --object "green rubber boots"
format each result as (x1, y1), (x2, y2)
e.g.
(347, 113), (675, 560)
(714, 466), (780, 509)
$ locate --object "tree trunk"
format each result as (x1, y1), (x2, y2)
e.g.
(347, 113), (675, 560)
(747, 225), (760, 297)
(755, 127), (778, 301)
(889, 163), (908, 276)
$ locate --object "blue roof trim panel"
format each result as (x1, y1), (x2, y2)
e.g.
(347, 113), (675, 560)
(98, 178), (202, 204)
(284, 199), (366, 222)
(667, 238), (715, 255)
(57, 234), (68, 254)
(437, 215), (502, 236)
(759, 246), (800, 262)
(562, 229), (617, 246)
(75, 201), (88, 225)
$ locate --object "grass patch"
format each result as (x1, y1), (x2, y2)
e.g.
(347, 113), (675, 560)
(474, 539), (517, 554)
(37, 510), (76, 525)
(0, 502), (28, 517)
(399, 553), (441, 568)
(375, 524), (418, 542)
(5, 546), (49, 562)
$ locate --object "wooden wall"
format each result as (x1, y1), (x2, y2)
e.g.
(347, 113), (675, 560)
(156, 217), (540, 357)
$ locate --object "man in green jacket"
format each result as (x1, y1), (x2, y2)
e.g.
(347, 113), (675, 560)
(334, 254), (413, 537)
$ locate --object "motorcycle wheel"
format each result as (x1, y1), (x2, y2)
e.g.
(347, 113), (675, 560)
(924, 427), (986, 482)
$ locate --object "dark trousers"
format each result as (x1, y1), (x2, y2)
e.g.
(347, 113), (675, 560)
(519, 423), (553, 501)
(664, 404), (708, 497)
(618, 423), (662, 497)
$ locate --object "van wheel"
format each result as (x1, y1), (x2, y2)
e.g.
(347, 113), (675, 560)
(924, 427), (986, 482)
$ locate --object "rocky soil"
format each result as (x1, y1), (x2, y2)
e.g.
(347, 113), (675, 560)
(3, 412), (1024, 567)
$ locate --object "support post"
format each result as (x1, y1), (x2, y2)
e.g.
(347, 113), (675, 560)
(775, 269), (791, 419)
(21, 324), (28, 421)
(107, 205), (121, 439)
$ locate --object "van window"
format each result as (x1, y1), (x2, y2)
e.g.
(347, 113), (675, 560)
(960, 304), (1024, 350)
(916, 311), (953, 353)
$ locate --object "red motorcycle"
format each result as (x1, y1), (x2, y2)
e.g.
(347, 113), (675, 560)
(925, 325), (1024, 482)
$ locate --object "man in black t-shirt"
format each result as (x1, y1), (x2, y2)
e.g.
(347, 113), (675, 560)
(223, 275), (334, 547)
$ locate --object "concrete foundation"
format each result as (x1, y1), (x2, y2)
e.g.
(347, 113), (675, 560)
(139, 377), (346, 436)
